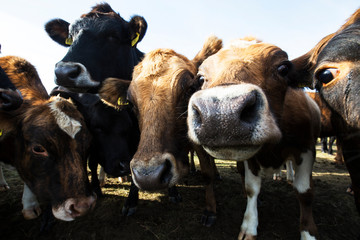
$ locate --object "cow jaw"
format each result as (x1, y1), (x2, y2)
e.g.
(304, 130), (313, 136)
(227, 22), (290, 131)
(187, 84), (282, 161)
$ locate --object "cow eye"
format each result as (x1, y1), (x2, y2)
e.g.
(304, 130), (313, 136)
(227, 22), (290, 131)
(277, 62), (291, 77)
(196, 75), (206, 86)
(315, 68), (339, 86)
(32, 144), (48, 156)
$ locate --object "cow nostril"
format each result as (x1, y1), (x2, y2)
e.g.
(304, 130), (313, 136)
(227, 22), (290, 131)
(159, 159), (172, 185)
(192, 104), (202, 128)
(68, 65), (81, 79)
(239, 92), (259, 124)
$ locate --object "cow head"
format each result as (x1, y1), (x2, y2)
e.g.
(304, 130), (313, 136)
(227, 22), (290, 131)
(45, 3), (147, 92)
(292, 9), (360, 130)
(0, 56), (96, 221)
(0, 65), (23, 111)
(187, 38), (295, 161)
(17, 95), (95, 221)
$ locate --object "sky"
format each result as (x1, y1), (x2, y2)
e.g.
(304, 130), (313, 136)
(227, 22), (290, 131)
(0, 0), (359, 92)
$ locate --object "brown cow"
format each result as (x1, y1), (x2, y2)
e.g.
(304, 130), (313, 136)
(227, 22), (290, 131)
(187, 38), (320, 239)
(292, 8), (360, 216)
(0, 56), (96, 221)
(99, 36), (222, 225)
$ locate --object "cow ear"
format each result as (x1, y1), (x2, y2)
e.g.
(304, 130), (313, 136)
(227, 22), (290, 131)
(45, 19), (70, 47)
(129, 16), (147, 47)
(99, 78), (131, 108)
(289, 52), (314, 89)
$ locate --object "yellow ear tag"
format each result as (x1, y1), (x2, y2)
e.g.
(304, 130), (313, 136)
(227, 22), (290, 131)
(117, 97), (129, 106)
(65, 37), (73, 45)
(131, 32), (140, 47)
(0, 129), (3, 137)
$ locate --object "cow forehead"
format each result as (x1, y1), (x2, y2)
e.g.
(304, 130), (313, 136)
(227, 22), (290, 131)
(200, 41), (286, 76)
(318, 25), (360, 63)
(48, 96), (82, 139)
(69, 16), (125, 38)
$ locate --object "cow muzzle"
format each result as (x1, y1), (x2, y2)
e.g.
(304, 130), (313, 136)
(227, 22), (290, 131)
(0, 89), (23, 111)
(52, 194), (97, 221)
(131, 153), (185, 191)
(54, 62), (100, 91)
(187, 84), (282, 161)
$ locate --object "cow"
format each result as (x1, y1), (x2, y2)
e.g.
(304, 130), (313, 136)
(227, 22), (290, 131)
(0, 56), (96, 221)
(0, 65), (23, 191)
(187, 38), (320, 239)
(50, 80), (140, 197)
(99, 36), (223, 223)
(306, 91), (343, 164)
(45, 2), (147, 93)
(291, 8), (360, 216)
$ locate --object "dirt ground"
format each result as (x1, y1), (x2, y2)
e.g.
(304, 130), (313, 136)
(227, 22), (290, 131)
(1, 143), (359, 240)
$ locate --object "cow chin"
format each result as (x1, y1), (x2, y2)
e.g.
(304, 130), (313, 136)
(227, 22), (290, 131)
(52, 195), (96, 221)
(202, 145), (261, 161)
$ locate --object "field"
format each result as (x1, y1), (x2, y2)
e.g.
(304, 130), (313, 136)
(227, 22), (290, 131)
(1, 143), (359, 240)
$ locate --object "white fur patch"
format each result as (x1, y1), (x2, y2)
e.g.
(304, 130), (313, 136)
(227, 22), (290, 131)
(49, 96), (82, 139)
(293, 150), (314, 193)
(301, 231), (317, 240)
(225, 38), (259, 50)
(240, 161), (261, 237)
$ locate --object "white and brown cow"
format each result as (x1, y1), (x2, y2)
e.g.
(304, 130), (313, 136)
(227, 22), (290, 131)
(187, 38), (320, 239)
(292, 8), (360, 216)
(0, 56), (96, 221)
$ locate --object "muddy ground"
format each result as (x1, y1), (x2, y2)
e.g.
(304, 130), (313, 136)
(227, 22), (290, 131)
(1, 143), (359, 240)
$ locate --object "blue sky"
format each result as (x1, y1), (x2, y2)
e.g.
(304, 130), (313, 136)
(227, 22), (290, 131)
(0, 0), (359, 92)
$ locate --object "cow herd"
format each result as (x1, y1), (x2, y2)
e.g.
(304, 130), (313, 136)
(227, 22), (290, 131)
(1, 3), (360, 240)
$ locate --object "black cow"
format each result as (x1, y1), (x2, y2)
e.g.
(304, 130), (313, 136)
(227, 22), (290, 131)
(45, 2), (147, 92)
(50, 79), (139, 197)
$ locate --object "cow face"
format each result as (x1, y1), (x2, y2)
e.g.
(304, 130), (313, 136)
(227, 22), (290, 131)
(187, 39), (293, 161)
(311, 22), (360, 130)
(17, 96), (95, 221)
(0, 66), (23, 111)
(45, 3), (147, 92)
(118, 50), (198, 191)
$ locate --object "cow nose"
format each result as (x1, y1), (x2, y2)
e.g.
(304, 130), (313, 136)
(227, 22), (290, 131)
(188, 86), (264, 147)
(0, 89), (23, 110)
(55, 62), (82, 85)
(65, 195), (96, 218)
(131, 153), (174, 191)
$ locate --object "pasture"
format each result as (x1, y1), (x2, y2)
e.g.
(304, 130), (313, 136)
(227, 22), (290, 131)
(1, 143), (359, 240)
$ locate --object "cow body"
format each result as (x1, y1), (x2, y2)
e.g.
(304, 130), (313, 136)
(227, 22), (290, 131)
(293, 8), (360, 216)
(0, 56), (96, 221)
(187, 38), (320, 239)
(45, 2), (147, 92)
